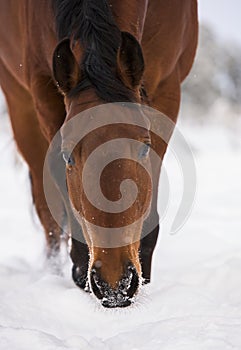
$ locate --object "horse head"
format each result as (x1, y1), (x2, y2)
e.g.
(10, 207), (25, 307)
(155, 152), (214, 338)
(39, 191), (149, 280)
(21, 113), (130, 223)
(51, 31), (153, 307)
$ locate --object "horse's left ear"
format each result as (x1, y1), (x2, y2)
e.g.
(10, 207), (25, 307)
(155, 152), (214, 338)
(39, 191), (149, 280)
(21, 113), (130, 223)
(53, 39), (81, 94)
(117, 32), (145, 89)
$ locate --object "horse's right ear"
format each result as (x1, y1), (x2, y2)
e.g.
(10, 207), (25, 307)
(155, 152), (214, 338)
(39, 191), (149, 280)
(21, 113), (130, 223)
(53, 39), (81, 94)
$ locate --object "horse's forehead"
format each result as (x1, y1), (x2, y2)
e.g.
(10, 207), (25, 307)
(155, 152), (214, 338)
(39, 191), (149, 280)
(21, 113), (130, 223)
(61, 104), (150, 148)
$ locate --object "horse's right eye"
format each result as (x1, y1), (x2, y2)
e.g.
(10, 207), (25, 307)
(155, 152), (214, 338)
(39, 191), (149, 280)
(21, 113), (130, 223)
(139, 142), (151, 159)
(62, 151), (75, 166)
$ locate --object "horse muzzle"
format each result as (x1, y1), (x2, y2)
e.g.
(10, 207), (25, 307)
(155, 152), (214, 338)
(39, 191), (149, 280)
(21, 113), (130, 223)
(90, 262), (139, 308)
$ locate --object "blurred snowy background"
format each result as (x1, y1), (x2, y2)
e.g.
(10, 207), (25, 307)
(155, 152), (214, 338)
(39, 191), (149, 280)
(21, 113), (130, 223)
(0, 1), (241, 349)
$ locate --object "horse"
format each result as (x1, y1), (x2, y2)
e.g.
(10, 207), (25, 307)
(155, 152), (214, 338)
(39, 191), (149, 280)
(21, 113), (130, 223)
(0, 0), (198, 307)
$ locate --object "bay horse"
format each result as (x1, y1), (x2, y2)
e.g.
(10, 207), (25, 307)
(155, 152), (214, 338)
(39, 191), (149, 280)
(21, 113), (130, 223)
(0, 0), (198, 307)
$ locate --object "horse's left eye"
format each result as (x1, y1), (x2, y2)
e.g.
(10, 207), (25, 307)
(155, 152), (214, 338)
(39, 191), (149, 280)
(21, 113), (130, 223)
(62, 151), (75, 166)
(139, 143), (151, 159)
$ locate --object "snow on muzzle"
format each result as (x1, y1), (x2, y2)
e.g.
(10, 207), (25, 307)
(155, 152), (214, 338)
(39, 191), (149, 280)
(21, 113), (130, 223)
(90, 262), (139, 308)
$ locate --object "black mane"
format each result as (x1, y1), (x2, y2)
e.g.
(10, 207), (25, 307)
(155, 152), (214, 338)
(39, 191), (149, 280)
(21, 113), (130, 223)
(52, 0), (135, 102)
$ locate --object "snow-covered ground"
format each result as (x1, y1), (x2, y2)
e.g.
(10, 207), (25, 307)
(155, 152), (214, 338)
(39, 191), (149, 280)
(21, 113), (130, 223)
(0, 103), (241, 349)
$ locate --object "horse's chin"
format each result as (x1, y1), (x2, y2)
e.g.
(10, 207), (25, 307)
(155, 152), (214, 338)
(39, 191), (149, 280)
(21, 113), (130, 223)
(101, 295), (133, 308)
(99, 286), (136, 308)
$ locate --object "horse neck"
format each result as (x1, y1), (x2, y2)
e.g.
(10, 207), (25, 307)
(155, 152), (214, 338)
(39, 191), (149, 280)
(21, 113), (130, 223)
(42, 0), (148, 72)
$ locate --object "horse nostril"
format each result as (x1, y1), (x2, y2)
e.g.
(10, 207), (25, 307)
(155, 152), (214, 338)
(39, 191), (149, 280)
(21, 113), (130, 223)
(90, 268), (105, 300)
(120, 263), (139, 299)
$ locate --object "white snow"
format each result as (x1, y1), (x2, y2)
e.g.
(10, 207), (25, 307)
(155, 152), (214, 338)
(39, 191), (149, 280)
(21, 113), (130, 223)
(0, 105), (241, 349)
